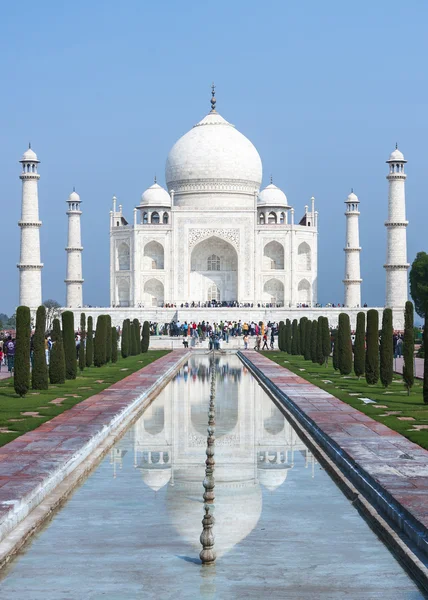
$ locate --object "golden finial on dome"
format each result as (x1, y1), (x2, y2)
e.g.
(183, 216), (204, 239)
(210, 82), (216, 113)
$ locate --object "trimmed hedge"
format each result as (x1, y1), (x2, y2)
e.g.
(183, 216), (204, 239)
(354, 312), (365, 378)
(403, 301), (414, 395)
(79, 312), (86, 372)
(94, 315), (107, 367)
(365, 309), (379, 385)
(278, 321), (284, 351)
(14, 306), (31, 397)
(321, 316), (330, 365)
(380, 308), (393, 388)
(291, 319), (298, 355)
(332, 329), (339, 371)
(49, 318), (65, 384)
(311, 319), (318, 363)
(300, 317), (308, 358)
(121, 319), (130, 358)
(133, 318), (140, 355)
(111, 327), (118, 363)
(32, 305), (48, 390)
(304, 320), (312, 361)
(62, 311), (77, 380)
(285, 319), (292, 353)
(105, 315), (112, 363)
(86, 316), (94, 368)
(316, 316), (324, 365)
(338, 313), (352, 375)
(141, 321), (150, 353)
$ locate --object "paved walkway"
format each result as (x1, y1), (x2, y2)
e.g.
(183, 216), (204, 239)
(394, 356), (424, 379)
(240, 350), (428, 559)
(0, 350), (188, 552)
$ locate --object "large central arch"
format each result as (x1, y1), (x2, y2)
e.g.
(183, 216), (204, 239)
(190, 236), (238, 302)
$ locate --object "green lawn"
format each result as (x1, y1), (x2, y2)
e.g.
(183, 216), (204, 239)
(0, 351), (169, 448)
(261, 352), (428, 450)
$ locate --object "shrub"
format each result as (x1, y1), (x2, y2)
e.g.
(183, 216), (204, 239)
(321, 316), (330, 365)
(111, 327), (118, 363)
(300, 317), (308, 357)
(304, 320), (312, 361)
(365, 309), (379, 385)
(94, 315), (107, 367)
(49, 318), (65, 384)
(338, 313), (352, 375)
(316, 316), (324, 365)
(121, 319), (130, 358)
(105, 315), (112, 363)
(332, 329), (339, 371)
(278, 321), (284, 351)
(133, 318), (140, 355)
(62, 311), (77, 380)
(14, 306), (31, 397)
(354, 312), (365, 378)
(285, 319), (292, 353)
(79, 312), (86, 372)
(291, 319), (298, 355)
(86, 316), (94, 367)
(32, 305), (48, 390)
(311, 319), (318, 363)
(403, 301), (414, 395)
(380, 308), (393, 388)
(141, 321), (150, 353)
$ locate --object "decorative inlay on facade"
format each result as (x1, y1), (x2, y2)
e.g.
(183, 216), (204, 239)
(188, 433), (240, 447)
(384, 221), (409, 227)
(142, 274), (165, 284)
(17, 263), (43, 270)
(188, 228), (240, 249)
(65, 246), (84, 252)
(343, 247), (361, 252)
(18, 221), (42, 228)
(170, 178), (259, 195)
(384, 264), (410, 270)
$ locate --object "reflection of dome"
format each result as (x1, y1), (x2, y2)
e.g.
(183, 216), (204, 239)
(258, 465), (291, 491)
(140, 466), (171, 491)
(140, 183), (171, 207)
(258, 183), (288, 207)
(165, 111), (262, 196)
(263, 412), (285, 436)
(166, 481), (262, 557)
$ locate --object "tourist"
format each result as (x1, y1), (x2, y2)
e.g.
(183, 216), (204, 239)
(0, 346), (3, 372)
(243, 334), (249, 350)
(262, 333), (269, 350)
(395, 336), (403, 359)
(254, 334), (261, 351)
(5, 336), (15, 373)
(270, 329), (275, 350)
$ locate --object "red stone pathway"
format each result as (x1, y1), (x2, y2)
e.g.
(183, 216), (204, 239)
(0, 350), (187, 545)
(241, 351), (428, 557)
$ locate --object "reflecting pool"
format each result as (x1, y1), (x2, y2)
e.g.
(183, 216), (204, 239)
(0, 355), (425, 599)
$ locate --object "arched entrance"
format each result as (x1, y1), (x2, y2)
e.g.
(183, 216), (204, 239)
(190, 237), (238, 302)
(263, 279), (284, 306)
(144, 278), (164, 307)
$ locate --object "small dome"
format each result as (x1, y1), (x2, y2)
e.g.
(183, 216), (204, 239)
(68, 190), (80, 202)
(387, 148), (405, 162)
(140, 183), (171, 207)
(258, 183), (288, 207)
(140, 466), (171, 492)
(346, 191), (359, 203)
(20, 147), (39, 162)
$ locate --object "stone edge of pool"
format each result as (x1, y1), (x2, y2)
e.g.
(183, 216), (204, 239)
(0, 349), (190, 568)
(239, 351), (428, 588)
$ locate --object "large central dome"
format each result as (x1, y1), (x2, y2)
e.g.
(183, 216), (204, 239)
(165, 109), (263, 205)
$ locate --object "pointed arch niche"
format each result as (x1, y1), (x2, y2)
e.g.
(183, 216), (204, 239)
(190, 236), (238, 302)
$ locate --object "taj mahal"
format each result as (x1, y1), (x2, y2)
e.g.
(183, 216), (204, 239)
(16, 87), (410, 328)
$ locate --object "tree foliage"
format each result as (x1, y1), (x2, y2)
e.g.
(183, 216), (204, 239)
(105, 315), (112, 363)
(316, 316), (324, 365)
(410, 252), (428, 403)
(141, 321), (150, 353)
(354, 312), (365, 378)
(403, 301), (414, 395)
(111, 327), (118, 363)
(133, 318), (140, 355)
(86, 316), (94, 368)
(304, 320), (312, 361)
(365, 309), (379, 385)
(285, 319), (292, 353)
(380, 308), (393, 388)
(62, 311), (77, 380)
(321, 316), (330, 365)
(311, 319), (318, 363)
(332, 329), (339, 371)
(79, 312), (86, 372)
(291, 319), (298, 355)
(14, 306), (31, 397)
(32, 305), (48, 390)
(278, 321), (284, 351)
(49, 318), (66, 384)
(121, 319), (130, 358)
(338, 313), (352, 375)
(94, 315), (107, 367)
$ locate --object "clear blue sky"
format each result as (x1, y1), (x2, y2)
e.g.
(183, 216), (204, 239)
(1, 0), (427, 315)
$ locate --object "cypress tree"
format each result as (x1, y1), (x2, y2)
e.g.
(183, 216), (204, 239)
(338, 313), (352, 375)
(354, 312), (365, 378)
(111, 327), (118, 363)
(86, 316), (94, 368)
(304, 320), (312, 360)
(105, 315), (112, 363)
(311, 319), (318, 363)
(332, 329), (339, 371)
(321, 316), (331, 366)
(291, 319), (298, 355)
(49, 318), (65, 384)
(133, 319), (140, 355)
(403, 301), (414, 395)
(62, 311), (77, 380)
(380, 308), (393, 388)
(79, 312), (86, 372)
(32, 305), (48, 390)
(316, 316), (324, 365)
(94, 315), (107, 367)
(129, 323), (136, 356)
(365, 309), (379, 385)
(141, 320), (150, 353)
(300, 317), (308, 357)
(121, 319), (130, 358)
(14, 306), (31, 397)
(295, 321), (301, 355)
(285, 319), (292, 353)
(278, 321), (284, 351)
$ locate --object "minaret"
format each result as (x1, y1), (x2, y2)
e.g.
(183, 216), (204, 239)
(343, 191), (362, 307)
(18, 145), (43, 308)
(65, 189), (84, 308)
(385, 146), (409, 308)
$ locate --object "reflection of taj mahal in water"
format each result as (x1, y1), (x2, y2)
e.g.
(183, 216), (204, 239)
(110, 355), (316, 557)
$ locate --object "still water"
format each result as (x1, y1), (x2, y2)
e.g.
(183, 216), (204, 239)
(0, 355), (425, 599)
